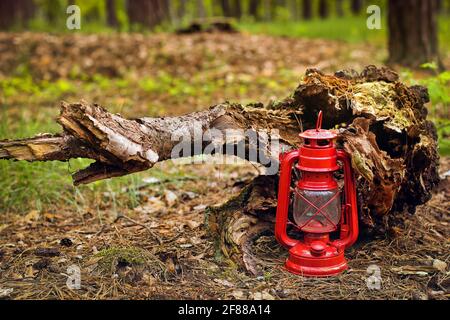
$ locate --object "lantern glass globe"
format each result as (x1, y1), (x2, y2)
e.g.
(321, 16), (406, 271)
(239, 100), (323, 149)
(293, 188), (341, 233)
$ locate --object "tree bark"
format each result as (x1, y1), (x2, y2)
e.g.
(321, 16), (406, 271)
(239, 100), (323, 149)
(0, 0), (35, 30)
(0, 0), (15, 30)
(351, 0), (363, 15)
(0, 67), (440, 273)
(436, 0), (443, 13)
(336, 0), (344, 17)
(302, 0), (312, 20)
(196, 0), (206, 18)
(220, 0), (243, 20)
(220, 0), (232, 17)
(106, 0), (118, 28)
(126, 0), (168, 29)
(388, 0), (442, 69)
(175, 0), (187, 26)
(289, 0), (299, 20)
(319, 0), (329, 19)
(248, 0), (260, 20)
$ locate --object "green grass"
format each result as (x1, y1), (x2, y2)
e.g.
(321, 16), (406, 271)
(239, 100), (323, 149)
(400, 66), (450, 156)
(238, 16), (450, 51)
(0, 93), (209, 214)
(0, 104), (164, 213)
(239, 17), (386, 44)
(14, 12), (450, 52)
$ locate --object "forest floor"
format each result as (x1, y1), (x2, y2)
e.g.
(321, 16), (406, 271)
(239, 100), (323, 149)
(0, 31), (449, 300)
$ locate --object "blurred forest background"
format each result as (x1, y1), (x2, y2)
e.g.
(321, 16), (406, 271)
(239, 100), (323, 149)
(0, 0), (449, 42)
(0, 1), (449, 300)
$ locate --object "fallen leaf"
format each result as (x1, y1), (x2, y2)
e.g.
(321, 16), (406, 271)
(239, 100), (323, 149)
(214, 278), (234, 287)
(25, 265), (37, 278)
(142, 271), (156, 286)
(231, 290), (245, 299)
(16, 232), (25, 241)
(251, 290), (275, 300)
(186, 220), (201, 230)
(142, 177), (160, 184)
(43, 213), (58, 222)
(0, 287), (14, 298)
(181, 191), (198, 200)
(193, 204), (207, 211)
(164, 190), (178, 207)
(432, 259), (447, 273)
(22, 210), (39, 223)
(57, 258), (68, 264)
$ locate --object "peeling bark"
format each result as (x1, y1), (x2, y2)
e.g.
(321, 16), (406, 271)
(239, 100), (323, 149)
(1, 100), (299, 185)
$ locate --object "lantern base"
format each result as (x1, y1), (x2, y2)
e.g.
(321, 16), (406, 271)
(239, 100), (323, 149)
(285, 242), (348, 277)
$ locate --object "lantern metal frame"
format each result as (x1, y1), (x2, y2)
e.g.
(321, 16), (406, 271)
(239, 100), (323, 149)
(274, 111), (359, 277)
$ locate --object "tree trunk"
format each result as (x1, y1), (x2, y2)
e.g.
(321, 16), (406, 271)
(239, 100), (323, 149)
(231, 0), (242, 20)
(176, 0), (187, 25)
(196, 0), (206, 18)
(0, 67), (440, 274)
(0, 0), (16, 30)
(436, 0), (443, 13)
(0, 0), (35, 30)
(20, 0), (35, 27)
(302, 0), (312, 19)
(105, 0), (118, 28)
(220, 0), (232, 17)
(289, 0), (299, 20)
(275, 0), (286, 19)
(388, 0), (442, 69)
(351, 0), (363, 14)
(248, 0), (260, 20)
(336, 0), (344, 17)
(126, 0), (146, 28)
(221, 0), (242, 19)
(318, 0), (329, 19)
(126, 0), (168, 29)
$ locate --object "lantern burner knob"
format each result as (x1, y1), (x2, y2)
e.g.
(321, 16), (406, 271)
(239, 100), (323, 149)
(310, 241), (327, 256)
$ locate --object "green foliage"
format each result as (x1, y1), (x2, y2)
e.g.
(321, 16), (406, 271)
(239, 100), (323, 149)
(435, 119), (450, 156)
(0, 76), (75, 99)
(238, 16), (386, 44)
(95, 246), (152, 273)
(0, 110), (70, 212)
(401, 66), (450, 156)
(0, 101), (144, 213)
(422, 71), (450, 107)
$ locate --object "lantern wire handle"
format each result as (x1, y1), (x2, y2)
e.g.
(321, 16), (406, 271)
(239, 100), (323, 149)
(316, 110), (323, 132)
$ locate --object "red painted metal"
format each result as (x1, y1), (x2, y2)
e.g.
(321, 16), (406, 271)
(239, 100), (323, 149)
(275, 111), (359, 277)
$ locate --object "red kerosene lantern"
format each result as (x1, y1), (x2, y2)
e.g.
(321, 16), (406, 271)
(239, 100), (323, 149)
(275, 111), (358, 277)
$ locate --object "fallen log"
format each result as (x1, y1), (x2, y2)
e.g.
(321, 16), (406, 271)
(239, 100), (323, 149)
(0, 66), (440, 274)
